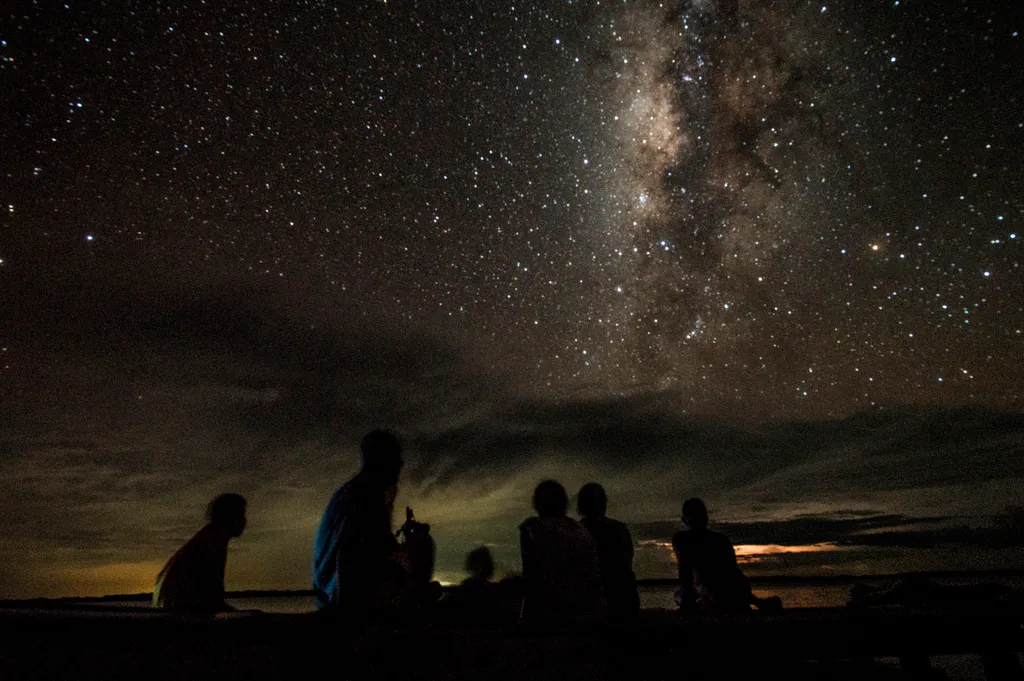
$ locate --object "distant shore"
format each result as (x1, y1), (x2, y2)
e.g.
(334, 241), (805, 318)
(4, 568), (1024, 608)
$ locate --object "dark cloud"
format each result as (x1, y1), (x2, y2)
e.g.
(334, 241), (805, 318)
(841, 508), (1024, 551)
(3, 278), (493, 443)
(633, 509), (1024, 549)
(409, 393), (1024, 497)
(2, 280), (1023, 597)
(631, 505), (1024, 555)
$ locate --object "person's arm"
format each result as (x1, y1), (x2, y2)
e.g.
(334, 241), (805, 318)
(673, 533), (699, 613)
(519, 524), (539, 622)
(619, 522), (641, 615)
(153, 561), (169, 608)
(619, 522), (635, 572)
(723, 537), (756, 605)
(334, 510), (385, 597)
(193, 538), (233, 612)
(211, 538), (235, 611)
(346, 495), (411, 607)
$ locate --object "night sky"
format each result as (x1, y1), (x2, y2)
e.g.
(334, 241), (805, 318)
(1, 1), (1022, 599)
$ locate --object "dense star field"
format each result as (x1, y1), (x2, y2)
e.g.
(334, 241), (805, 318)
(1, 1), (1022, 598)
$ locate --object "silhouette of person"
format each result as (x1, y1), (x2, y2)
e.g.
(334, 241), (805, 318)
(672, 498), (755, 614)
(449, 546), (499, 624)
(442, 547), (522, 627)
(313, 430), (430, 615)
(463, 545), (495, 588)
(394, 505), (440, 609)
(577, 483), (640, 623)
(153, 493), (246, 612)
(519, 480), (607, 627)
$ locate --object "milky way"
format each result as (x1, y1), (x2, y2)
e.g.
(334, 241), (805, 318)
(587, 1), (865, 396)
(1, 1), (1022, 596)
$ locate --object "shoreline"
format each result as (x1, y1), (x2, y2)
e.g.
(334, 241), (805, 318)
(4, 568), (1024, 608)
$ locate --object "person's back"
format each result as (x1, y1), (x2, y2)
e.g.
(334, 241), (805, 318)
(672, 527), (750, 610)
(580, 516), (640, 621)
(312, 473), (398, 610)
(450, 546), (503, 626)
(578, 483), (639, 623)
(672, 498), (751, 614)
(520, 480), (607, 627)
(312, 430), (406, 615)
(153, 493), (246, 613)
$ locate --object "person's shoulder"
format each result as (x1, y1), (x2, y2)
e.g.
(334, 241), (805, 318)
(340, 472), (368, 494)
(186, 524), (219, 550)
(197, 524), (231, 558)
(608, 517), (634, 544)
(559, 516), (591, 539)
(165, 524), (217, 570)
(589, 516), (626, 538)
(459, 576), (495, 593)
(606, 517), (630, 534)
(561, 517), (600, 556)
(708, 529), (733, 546)
(672, 529), (695, 553)
(326, 473), (367, 505)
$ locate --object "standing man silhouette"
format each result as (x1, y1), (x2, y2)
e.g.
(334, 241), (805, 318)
(313, 430), (430, 617)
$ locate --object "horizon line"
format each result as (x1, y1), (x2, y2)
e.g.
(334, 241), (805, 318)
(4, 568), (1024, 606)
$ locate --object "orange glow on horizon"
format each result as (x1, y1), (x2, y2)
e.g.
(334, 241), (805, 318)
(638, 539), (847, 564)
(45, 561), (165, 598)
(734, 542), (847, 562)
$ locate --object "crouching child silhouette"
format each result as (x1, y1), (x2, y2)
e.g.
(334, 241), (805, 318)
(153, 493), (247, 612)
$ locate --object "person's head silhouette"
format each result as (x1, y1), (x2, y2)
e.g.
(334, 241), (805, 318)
(360, 429), (403, 487)
(577, 482), (607, 519)
(207, 493), (247, 538)
(465, 546), (495, 581)
(682, 498), (709, 530)
(533, 479), (569, 518)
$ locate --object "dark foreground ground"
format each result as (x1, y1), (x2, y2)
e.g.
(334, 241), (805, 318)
(1, 605), (1022, 680)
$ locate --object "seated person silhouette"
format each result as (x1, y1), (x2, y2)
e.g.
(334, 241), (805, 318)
(577, 483), (640, 623)
(153, 493), (246, 612)
(312, 430), (433, 617)
(450, 546), (499, 624)
(394, 505), (440, 610)
(672, 498), (760, 615)
(444, 547), (523, 627)
(519, 480), (607, 627)
(461, 546), (497, 596)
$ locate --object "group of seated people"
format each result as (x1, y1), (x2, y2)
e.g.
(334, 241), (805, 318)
(154, 430), (776, 623)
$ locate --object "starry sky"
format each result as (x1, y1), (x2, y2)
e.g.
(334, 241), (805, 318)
(1, 1), (1022, 599)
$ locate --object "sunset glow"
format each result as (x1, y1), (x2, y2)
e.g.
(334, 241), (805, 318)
(640, 540), (848, 565)
(734, 543), (848, 562)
